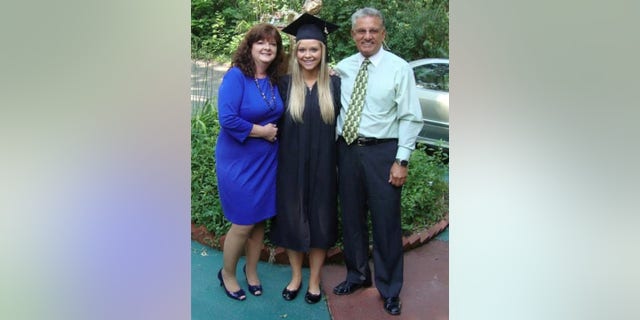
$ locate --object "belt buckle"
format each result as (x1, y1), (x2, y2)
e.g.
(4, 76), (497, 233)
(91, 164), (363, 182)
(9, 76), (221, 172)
(356, 137), (367, 146)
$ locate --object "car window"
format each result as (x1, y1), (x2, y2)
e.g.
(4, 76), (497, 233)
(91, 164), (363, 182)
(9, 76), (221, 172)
(413, 62), (449, 92)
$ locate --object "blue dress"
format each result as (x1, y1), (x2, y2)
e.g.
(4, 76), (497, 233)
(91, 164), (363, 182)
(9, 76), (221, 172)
(215, 67), (284, 225)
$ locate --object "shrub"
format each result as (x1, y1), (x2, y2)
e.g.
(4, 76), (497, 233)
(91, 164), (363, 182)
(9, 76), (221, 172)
(401, 143), (449, 235)
(191, 101), (230, 237)
(191, 105), (449, 245)
(191, 0), (449, 62)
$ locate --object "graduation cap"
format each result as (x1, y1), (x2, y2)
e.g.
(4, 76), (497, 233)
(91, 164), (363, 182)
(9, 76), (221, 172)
(281, 13), (339, 44)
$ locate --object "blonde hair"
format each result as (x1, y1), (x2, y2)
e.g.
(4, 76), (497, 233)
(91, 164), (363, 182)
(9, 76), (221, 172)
(286, 41), (335, 124)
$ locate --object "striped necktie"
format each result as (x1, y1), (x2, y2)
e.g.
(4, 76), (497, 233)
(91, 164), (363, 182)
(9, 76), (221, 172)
(342, 58), (371, 144)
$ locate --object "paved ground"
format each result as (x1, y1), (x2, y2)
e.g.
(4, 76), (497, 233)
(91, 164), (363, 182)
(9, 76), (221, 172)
(191, 241), (332, 320)
(191, 227), (448, 320)
(323, 229), (449, 320)
(191, 60), (228, 114)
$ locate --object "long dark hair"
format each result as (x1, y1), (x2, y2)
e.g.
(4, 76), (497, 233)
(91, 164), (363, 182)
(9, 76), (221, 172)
(231, 23), (284, 84)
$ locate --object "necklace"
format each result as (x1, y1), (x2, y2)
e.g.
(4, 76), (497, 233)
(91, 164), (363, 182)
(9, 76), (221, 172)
(254, 77), (277, 110)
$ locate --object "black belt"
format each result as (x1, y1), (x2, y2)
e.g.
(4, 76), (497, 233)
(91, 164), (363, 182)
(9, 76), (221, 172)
(341, 136), (398, 146)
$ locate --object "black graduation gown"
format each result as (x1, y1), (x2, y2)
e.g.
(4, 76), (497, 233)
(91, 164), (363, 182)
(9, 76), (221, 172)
(269, 75), (341, 251)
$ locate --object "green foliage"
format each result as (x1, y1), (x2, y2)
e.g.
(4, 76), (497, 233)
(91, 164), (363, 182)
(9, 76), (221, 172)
(331, 143), (449, 249)
(191, 1), (251, 59)
(191, 101), (449, 244)
(400, 143), (449, 234)
(191, 100), (230, 236)
(191, 0), (449, 62)
(321, 0), (449, 62)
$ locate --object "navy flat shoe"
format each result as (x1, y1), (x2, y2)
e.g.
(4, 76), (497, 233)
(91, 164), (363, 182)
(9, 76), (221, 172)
(304, 290), (322, 304)
(282, 281), (302, 301)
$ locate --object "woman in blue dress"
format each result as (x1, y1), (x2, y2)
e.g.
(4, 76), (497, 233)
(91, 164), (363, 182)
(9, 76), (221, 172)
(215, 23), (285, 301)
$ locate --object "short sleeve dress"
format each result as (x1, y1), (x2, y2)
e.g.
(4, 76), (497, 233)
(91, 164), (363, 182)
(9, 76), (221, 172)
(215, 67), (284, 225)
(269, 75), (341, 251)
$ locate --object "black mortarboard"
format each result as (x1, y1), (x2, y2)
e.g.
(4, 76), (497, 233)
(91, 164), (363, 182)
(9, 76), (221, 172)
(281, 13), (339, 44)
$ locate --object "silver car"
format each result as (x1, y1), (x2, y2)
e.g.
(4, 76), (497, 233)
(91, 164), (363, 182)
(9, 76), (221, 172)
(410, 58), (449, 149)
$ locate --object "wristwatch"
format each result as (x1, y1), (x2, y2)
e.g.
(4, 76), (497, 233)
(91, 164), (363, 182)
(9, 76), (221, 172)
(395, 158), (409, 167)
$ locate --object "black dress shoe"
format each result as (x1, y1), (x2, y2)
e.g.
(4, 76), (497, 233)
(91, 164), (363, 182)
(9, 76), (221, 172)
(304, 290), (322, 304)
(332, 280), (372, 295)
(282, 281), (302, 301)
(383, 297), (401, 316)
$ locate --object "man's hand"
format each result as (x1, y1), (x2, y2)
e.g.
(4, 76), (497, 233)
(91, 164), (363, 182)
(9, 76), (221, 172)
(388, 162), (408, 187)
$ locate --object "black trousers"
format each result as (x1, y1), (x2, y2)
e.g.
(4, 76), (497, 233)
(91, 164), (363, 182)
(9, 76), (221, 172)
(337, 137), (403, 299)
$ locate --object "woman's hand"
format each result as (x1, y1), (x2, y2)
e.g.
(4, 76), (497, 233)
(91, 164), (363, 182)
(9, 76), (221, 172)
(250, 123), (278, 142)
(263, 123), (278, 142)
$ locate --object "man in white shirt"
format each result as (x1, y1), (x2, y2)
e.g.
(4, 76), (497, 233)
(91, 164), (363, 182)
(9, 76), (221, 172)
(332, 7), (423, 317)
